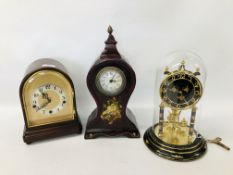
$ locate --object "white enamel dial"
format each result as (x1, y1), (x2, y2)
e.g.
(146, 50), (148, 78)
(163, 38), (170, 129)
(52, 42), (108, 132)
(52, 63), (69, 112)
(31, 84), (67, 115)
(96, 66), (126, 96)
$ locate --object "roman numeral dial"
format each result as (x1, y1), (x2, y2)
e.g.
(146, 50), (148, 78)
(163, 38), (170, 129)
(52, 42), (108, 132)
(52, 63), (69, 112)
(160, 72), (202, 109)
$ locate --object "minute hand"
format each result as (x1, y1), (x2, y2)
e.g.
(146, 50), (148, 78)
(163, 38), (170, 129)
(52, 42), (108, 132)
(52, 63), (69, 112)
(36, 98), (51, 111)
(110, 73), (117, 81)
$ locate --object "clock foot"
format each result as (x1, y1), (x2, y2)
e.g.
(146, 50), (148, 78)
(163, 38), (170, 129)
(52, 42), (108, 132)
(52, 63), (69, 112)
(85, 129), (140, 139)
(85, 108), (140, 139)
(23, 117), (82, 144)
(143, 125), (207, 161)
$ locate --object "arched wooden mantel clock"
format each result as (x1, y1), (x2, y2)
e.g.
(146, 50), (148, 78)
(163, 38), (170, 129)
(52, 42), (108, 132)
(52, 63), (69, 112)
(20, 58), (82, 144)
(85, 26), (140, 139)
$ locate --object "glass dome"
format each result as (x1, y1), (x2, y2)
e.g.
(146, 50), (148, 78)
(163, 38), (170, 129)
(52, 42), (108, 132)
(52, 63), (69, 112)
(153, 50), (207, 123)
(156, 50), (206, 89)
(144, 50), (207, 161)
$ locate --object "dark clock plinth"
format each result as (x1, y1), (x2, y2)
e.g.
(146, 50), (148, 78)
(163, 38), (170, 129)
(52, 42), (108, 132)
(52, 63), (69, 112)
(23, 118), (82, 144)
(143, 124), (207, 161)
(85, 109), (140, 139)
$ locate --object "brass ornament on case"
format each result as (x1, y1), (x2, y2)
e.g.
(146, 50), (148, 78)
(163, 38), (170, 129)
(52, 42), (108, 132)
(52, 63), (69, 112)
(101, 97), (122, 125)
(143, 51), (208, 161)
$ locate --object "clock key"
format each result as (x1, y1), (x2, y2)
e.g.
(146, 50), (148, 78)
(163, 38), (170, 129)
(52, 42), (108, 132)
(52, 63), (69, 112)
(207, 137), (230, 151)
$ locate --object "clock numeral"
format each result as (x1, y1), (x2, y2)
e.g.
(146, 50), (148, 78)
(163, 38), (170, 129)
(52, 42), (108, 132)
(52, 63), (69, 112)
(161, 83), (167, 88)
(195, 91), (200, 96)
(191, 98), (196, 103)
(180, 73), (185, 79)
(59, 90), (63, 94)
(173, 103), (179, 108)
(33, 100), (37, 104)
(194, 83), (199, 88)
(186, 76), (191, 81)
(45, 84), (51, 89)
(33, 93), (39, 98)
(162, 88), (167, 93)
(188, 100), (194, 106)
(181, 104), (187, 108)
(171, 75), (176, 81)
(191, 78), (197, 84)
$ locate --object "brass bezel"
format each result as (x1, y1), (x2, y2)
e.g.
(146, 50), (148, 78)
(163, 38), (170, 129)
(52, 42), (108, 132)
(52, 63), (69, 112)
(159, 70), (203, 110)
(22, 70), (75, 128)
(95, 66), (126, 96)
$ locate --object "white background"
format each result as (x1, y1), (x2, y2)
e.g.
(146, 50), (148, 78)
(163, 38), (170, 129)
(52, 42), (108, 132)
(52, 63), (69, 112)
(0, 0), (233, 175)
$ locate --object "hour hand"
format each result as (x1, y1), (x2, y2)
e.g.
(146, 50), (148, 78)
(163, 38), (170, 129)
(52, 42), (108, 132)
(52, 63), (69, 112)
(36, 100), (50, 111)
(39, 90), (50, 101)
(171, 87), (178, 93)
(39, 89), (47, 98)
(42, 92), (49, 100)
(183, 86), (189, 93)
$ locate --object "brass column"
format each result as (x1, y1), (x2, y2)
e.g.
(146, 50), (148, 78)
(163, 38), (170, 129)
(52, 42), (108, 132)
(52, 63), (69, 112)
(158, 103), (164, 136)
(189, 106), (197, 137)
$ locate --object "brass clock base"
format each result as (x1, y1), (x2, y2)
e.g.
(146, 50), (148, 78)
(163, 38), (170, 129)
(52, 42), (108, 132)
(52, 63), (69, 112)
(23, 118), (82, 144)
(143, 125), (207, 161)
(85, 109), (140, 139)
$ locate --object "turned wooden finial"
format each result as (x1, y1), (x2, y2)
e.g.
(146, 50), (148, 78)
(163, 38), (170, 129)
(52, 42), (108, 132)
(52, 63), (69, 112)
(107, 25), (113, 34)
(100, 25), (121, 59)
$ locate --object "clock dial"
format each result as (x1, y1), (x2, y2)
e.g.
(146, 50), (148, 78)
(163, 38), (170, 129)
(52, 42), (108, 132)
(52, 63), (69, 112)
(22, 70), (74, 127)
(32, 84), (67, 115)
(160, 72), (202, 109)
(95, 66), (126, 96)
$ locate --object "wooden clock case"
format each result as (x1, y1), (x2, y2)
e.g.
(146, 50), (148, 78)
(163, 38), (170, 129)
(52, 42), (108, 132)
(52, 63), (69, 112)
(85, 27), (140, 139)
(19, 58), (82, 144)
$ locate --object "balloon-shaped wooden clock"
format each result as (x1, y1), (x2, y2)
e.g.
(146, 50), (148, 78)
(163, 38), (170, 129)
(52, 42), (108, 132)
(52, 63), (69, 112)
(20, 59), (82, 144)
(85, 26), (140, 139)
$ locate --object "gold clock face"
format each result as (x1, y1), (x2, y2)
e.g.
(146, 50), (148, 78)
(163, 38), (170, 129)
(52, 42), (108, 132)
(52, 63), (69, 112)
(32, 84), (67, 115)
(160, 71), (203, 109)
(22, 70), (74, 127)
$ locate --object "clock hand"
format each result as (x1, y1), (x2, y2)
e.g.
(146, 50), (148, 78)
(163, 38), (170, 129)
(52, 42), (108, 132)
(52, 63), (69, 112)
(183, 86), (189, 93)
(39, 89), (50, 101)
(36, 99), (51, 111)
(109, 74), (117, 83)
(171, 87), (178, 93)
(39, 88), (47, 99)
(42, 92), (49, 100)
(111, 79), (117, 83)
(177, 89), (183, 94)
(36, 90), (52, 111)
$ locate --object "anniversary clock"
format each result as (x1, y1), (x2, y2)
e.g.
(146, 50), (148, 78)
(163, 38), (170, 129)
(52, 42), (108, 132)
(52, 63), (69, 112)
(20, 58), (82, 144)
(144, 51), (207, 161)
(85, 26), (140, 139)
